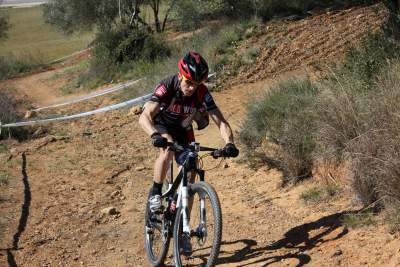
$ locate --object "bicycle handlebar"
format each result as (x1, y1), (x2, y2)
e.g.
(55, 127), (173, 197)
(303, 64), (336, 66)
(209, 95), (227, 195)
(165, 142), (228, 158)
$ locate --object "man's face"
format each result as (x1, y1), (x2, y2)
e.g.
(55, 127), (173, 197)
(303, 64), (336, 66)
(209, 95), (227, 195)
(180, 78), (199, 97)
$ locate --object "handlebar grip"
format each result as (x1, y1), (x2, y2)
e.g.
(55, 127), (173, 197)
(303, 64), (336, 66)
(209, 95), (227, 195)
(211, 149), (226, 159)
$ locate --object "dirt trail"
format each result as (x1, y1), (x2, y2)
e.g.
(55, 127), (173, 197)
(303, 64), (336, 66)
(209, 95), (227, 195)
(1, 2), (400, 267)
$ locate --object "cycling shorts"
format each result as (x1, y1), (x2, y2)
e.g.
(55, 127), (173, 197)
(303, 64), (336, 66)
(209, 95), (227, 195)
(154, 120), (195, 166)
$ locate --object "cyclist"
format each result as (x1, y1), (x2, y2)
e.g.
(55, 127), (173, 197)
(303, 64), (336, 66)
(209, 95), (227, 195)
(139, 51), (239, 252)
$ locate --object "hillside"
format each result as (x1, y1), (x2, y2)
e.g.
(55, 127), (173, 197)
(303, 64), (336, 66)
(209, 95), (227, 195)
(1, 2), (400, 267)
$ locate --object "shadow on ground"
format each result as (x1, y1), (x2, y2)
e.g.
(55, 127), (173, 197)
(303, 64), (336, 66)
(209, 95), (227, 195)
(217, 210), (356, 266)
(0, 153), (31, 267)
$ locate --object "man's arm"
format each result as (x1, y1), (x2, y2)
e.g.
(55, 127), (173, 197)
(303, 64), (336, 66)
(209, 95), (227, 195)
(139, 101), (160, 136)
(209, 108), (235, 144)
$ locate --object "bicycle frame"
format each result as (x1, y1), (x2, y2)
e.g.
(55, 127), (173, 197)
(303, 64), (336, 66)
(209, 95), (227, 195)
(162, 148), (206, 235)
(145, 141), (226, 267)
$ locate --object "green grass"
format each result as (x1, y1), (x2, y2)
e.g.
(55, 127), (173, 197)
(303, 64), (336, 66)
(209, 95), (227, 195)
(0, 5), (94, 62)
(300, 184), (342, 204)
(341, 211), (375, 228)
(300, 188), (322, 203)
(0, 173), (9, 186)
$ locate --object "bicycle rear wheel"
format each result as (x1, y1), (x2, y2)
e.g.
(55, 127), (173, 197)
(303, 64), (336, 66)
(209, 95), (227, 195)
(173, 181), (222, 267)
(144, 190), (171, 266)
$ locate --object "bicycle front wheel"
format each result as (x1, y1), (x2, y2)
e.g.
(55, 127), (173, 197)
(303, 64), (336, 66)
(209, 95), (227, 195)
(144, 190), (171, 267)
(173, 181), (222, 267)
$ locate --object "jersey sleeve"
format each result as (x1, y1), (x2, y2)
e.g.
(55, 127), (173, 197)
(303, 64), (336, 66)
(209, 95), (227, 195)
(202, 87), (218, 112)
(150, 76), (175, 103)
(150, 83), (168, 103)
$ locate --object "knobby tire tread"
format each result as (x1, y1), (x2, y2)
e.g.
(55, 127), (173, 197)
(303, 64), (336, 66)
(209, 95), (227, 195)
(173, 181), (222, 267)
(144, 190), (170, 267)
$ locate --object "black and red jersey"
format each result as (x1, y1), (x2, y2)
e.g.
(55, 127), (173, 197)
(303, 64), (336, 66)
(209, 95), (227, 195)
(150, 74), (217, 129)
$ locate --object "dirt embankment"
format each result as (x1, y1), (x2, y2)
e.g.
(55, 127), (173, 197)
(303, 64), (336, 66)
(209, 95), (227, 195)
(1, 2), (400, 267)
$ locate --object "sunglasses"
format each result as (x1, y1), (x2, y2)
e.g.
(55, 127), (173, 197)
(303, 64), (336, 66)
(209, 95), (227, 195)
(182, 75), (200, 86)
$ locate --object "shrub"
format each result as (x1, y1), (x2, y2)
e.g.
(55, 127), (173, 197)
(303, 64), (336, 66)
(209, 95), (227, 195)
(300, 187), (323, 203)
(0, 173), (9, 186)
(85, 25), (171, 84)
(348, 63), (400, 207)
(300, 184), (342, 204)
(314, 32), (400, 205)
(241, 47), (261, 64)
(221, 0), (376, 21)
(341, 210), (375, 228)
(92, 26), (171, 65)
(222, 0), (255, 18)
(0, 53), (46, 80)
(341, 33), (400, 89)
(239, 79), (318, 181)
(173, 0), (203, 31)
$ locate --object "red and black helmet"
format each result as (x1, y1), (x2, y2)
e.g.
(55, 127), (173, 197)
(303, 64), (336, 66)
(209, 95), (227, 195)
(178, 51), (209, 83)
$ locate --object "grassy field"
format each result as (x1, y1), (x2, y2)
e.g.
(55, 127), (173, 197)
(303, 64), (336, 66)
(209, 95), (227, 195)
(0, 5), (94, 62)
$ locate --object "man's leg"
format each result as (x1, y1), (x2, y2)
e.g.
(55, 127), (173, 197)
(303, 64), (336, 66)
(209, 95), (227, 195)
(149, 133), (173, 212)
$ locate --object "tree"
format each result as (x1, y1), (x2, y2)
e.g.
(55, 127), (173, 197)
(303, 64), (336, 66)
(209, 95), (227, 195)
(43, 0), (175, 34)
(147, 0), (177, 32)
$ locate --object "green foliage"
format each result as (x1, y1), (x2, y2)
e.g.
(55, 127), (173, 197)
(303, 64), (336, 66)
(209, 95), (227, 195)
(214, 55), (230, 72)
(240, 79), (318, 180)
(241, 47), (261, 64)
(83, 25), (171, 85)
(44, 0), (172, 34)
(315, 32), (400, 205)
(0, 144), (7, 153)
(43, 0), (119, 33)
(325, 184), (342, 196)
(0, 173), (8, 186)
(300, 184), (342, 204)
(300, 188), (323, 203)
(221, 0), (255, 18)
(386, 206), (400, 233)
(0, 54), (46, 80)
(215, 23), (247, 54)
(214, 0), (376, 21)
(173, 0), (203, 31)
(341, 33), (400, 89)
(341, 211), (375, 228)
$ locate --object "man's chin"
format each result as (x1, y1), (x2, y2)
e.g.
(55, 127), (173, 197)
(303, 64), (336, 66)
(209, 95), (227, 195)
(182, 92), (194, 97)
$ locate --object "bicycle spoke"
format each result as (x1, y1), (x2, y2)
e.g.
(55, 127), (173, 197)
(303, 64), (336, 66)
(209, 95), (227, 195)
(144, 190), (171, 266)
(174, 182), (222, 267)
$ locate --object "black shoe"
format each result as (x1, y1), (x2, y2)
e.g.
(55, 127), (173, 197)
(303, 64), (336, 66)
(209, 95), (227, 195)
(180, 233), (192, 256)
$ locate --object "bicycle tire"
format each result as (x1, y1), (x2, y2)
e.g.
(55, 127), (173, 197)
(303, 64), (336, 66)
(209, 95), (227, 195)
(173, 181), (222, 267)
(144, 190), (171, 267)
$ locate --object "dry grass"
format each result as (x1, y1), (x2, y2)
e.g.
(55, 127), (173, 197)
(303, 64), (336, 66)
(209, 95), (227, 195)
(0, 5), (93, 62)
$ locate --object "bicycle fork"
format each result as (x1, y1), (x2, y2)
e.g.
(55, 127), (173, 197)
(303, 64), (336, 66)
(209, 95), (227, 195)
(180, 185), (191, 234)
(178, 184), (207, 238)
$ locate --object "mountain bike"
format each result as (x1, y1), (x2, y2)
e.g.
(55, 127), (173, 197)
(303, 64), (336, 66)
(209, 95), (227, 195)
(144, 142), (229, 267)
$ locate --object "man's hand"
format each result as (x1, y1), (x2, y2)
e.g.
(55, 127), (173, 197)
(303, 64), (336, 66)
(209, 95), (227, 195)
(151, 132), (167, 148)
(223, 143), (239, 157)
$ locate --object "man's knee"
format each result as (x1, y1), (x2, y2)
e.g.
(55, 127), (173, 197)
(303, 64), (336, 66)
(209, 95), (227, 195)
(157, 149), (174, 163)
